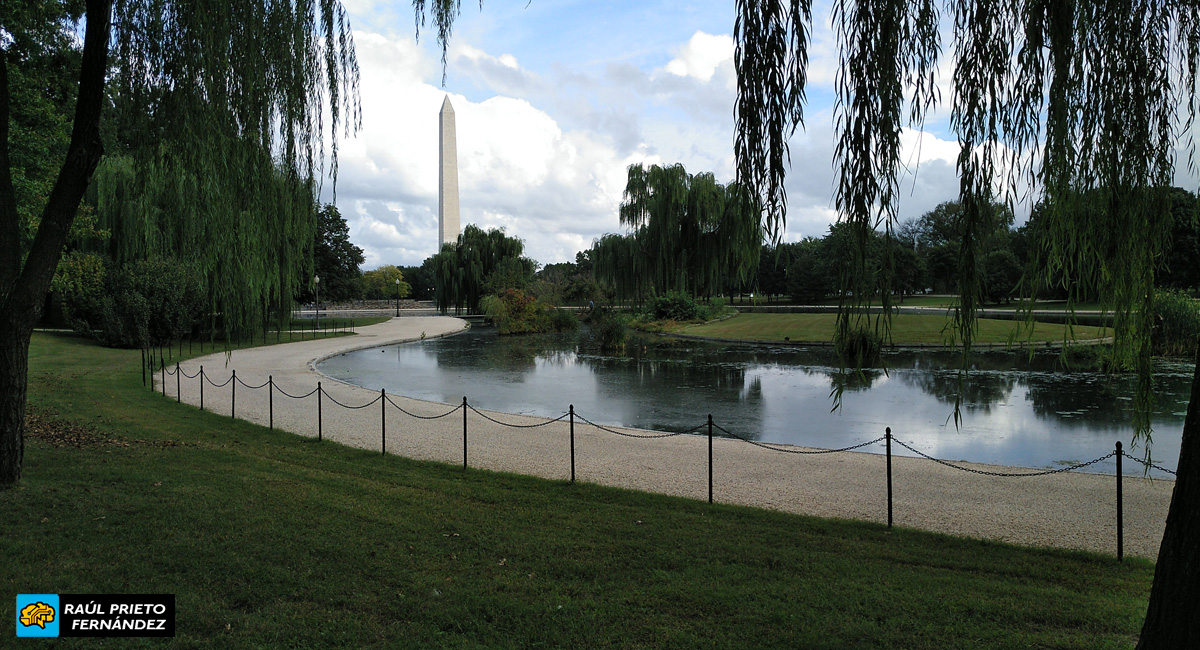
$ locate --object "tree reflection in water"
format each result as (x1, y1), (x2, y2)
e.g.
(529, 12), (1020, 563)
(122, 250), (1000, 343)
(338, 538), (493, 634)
(318, 328), (1189, 473)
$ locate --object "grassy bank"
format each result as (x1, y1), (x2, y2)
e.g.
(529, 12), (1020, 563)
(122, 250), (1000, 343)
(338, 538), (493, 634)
(678, 313), (1109, 346)
(2, 333), (1151, 648)
(285, 316), (391, 330)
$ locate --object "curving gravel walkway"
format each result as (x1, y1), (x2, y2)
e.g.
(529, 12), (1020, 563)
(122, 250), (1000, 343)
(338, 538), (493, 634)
(155, 316), (1174, 559)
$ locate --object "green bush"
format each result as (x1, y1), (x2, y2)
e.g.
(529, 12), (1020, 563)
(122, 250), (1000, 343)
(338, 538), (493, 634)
(56, 257), (206, 348)
(545, 306), (580, 332)
(1152, 289), (1200, 357)
(588, 308), (628, 352)
(639, 292), (732, 324)
(644, 291), (701, 321)
(701, 297), (730, 321)
(834, 327), (883, 367)
(481, 289), (577, 335)
(51, 251), (108, 331)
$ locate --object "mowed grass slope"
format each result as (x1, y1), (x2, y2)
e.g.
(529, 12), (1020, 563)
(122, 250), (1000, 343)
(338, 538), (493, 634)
(682, 313), (1109, 346)
(1, 333), (1150, 649)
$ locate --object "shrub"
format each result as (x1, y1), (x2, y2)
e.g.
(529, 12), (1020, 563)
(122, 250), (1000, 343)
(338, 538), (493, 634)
(56, 257), (206, 348)
(52, 251), (108, 331)
(1152, 289), (1200, 357)
(698, 297), (730, 322)
(482, 289), (577, 335)
(545, 306), (580, 332)
(834, 327), (883, 367)
(644, 291), (701, 321)
(638, 292), (732, 325)
(589, 308), (628, 352)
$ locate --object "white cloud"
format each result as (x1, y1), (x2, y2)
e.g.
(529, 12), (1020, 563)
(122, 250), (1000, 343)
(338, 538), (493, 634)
(663, 31), (734, 83)
(329, 30), (652, 268)
(328, 21), (972, 272)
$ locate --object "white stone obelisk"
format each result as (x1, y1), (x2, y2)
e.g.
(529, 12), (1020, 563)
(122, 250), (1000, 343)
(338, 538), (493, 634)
(438, 96), (460, 247)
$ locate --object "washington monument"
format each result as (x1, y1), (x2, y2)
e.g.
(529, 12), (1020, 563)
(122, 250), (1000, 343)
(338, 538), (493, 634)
(438, 96), (460, 247)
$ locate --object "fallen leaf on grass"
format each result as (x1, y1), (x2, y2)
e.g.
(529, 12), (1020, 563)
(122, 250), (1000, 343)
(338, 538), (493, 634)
(24, 407), (185, 449)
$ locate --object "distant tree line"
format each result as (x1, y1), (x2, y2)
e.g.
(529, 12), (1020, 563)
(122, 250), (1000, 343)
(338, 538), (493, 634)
(742, 188), (1200, 305)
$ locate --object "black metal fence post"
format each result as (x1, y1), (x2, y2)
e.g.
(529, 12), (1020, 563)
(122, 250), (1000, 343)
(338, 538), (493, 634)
(708, 414), (714, 504)
(569, 405), (576, 484)
(462, 396), (468, 470)
(268, 375), (273, 431)
(175, 363), (180, 403)
(160, 361), (166, 396)
(141, 348), (146, 387)
(317, 381), (323, 442)
(1116, 440), (1124, 562)
(199, 366), (204, 411)
(886, 427), (893, 529)
(381, 389), (387, 455)
(231, 370), (236, 420)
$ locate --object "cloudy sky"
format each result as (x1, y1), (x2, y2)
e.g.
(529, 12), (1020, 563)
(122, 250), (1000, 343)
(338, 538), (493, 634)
(327, 0), (1197, 270)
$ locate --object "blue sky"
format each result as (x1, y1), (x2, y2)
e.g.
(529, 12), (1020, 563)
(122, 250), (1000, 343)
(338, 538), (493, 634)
(329, 1), (1196, 270)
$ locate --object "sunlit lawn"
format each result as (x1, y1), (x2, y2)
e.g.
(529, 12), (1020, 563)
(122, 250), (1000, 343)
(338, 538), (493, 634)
(680, 312), (1110, 346)
(0, 333), (1149, 649)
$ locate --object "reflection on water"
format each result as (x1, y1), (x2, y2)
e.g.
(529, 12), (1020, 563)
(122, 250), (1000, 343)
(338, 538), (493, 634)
(317, 328), (1188, 476)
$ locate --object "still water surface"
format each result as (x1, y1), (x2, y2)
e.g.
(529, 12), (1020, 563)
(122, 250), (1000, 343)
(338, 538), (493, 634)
(318, 328), (1189, 476)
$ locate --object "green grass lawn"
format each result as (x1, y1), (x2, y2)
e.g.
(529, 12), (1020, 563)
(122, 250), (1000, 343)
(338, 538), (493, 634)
(680, 313), (1110, 346)
(138, 317), (391, 358)
(2, 333), (1151, 648)
(284, 315), (391, 331)
(728, 295), (1110, 312)
(888, 297), (1109, 312)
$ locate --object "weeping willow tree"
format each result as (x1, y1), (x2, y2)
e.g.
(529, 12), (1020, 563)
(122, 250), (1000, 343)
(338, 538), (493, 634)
(91, 0), (370, 335)
(91, 152), (318, 336)
(0, 0), (460, 486)
(593, 162), (763, 303)
(734, 0), (1199, 644)
(592, 231), (655, 303)
(430, 224), (533, 313)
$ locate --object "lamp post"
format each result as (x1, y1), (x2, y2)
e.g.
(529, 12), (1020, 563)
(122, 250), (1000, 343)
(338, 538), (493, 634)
(314, 274), (320, 332)
(394, 277), (400, 317)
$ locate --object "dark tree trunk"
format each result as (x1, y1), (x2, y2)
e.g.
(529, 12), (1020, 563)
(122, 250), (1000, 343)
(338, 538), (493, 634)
(0, 323), (32, 485)
(1136, 343), (1200, 648)
(0, 0), (111, 487)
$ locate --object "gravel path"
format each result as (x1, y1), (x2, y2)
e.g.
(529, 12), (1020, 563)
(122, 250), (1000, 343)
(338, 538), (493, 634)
(155, 316), (1174, 559)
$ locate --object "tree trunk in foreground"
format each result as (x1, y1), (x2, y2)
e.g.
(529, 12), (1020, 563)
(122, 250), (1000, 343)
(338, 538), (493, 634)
(1136, 344), (1200, 647)
(0, 0), (110, 487)
(0, 325), (32, 485)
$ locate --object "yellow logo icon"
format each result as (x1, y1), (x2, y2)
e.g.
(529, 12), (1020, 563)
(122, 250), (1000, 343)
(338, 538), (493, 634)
(19, 601), (56, 629)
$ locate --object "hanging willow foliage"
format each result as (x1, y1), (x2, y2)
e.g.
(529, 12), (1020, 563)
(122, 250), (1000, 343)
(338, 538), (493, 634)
(736, 0), (1200, 446)
(733, 0), (810, 240)
(593, 163), (763, 304)
(592, 232), (646, 303)
(92, 0), (472, 336)
(430, 224), (532, 313)
(734, 8), (1200, 635)
(88, 0), (363, 335)
(92, 150), (317, 334)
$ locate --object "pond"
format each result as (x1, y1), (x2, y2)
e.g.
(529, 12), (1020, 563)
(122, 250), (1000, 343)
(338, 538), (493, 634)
(317, 327), (1189, 477)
